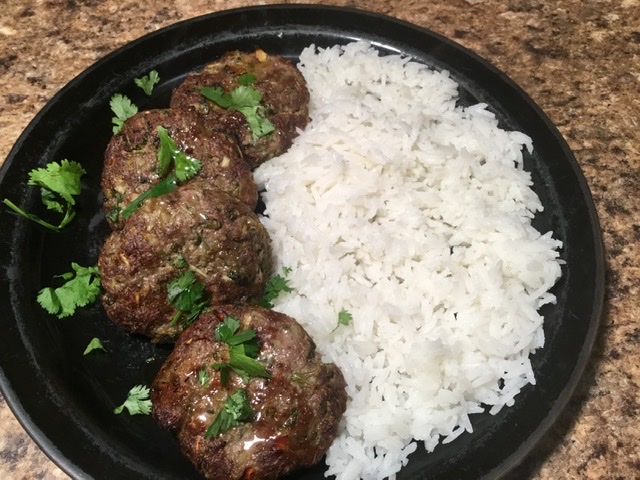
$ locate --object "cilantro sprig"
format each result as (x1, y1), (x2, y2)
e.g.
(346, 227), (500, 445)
(3, 159), (86, 232)
(113, 385), (152, 416)
(37, 263), (101, 319)
(120, 173), (177, 220)
(200, 78), (275, 141)
(167, 270), (208, 327)
(258, 266), (294, 309)
(134, 70), (160, 96)
(213, 316), (270, 385)
(119, 127), (202, 221)
(204, 388), (253, 438)
(332, 308), (353, 333)
(156, 126), (202, 181)
(110, 93), (138, 134)
(110, 70), (160, 133)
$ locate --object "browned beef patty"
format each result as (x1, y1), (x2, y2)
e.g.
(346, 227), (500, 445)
(101, 108), (257, 229)
(97, 180), (273, 342)
(151, 305), (347, 480)
(170, 50), (310, 168)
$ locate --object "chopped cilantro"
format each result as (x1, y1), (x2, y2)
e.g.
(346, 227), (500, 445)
(113, 385), (152, 415)
(167, 270), (208, 327)
(37, 263), (101, 319)
(259, 266), (293, 309)
(110, 93), (138, 134)
(200, 84), (275, 141)
(197, 368), (210, 386)
(213, 316), (270, 385)
(3, 159), (86, 232)
(338, 309), (353, 327)
(83, 337), (106, 355)
(204, 388), (253, 438)
(134, 70), (160, 96)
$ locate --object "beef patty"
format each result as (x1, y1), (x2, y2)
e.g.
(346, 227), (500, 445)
(101, 108), (257, 229)
(97, 180), (273, 342)
(151, 305), (347, 480)
(170, 49), (310, 168)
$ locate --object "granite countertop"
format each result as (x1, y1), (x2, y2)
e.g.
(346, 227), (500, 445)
(0, 0), (638, 479)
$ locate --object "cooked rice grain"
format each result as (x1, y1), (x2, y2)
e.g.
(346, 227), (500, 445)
(253, 41), (563, 480)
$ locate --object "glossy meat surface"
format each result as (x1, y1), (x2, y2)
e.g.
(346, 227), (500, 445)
(170, 50), (310, 168)
(98, 181), (273, 342)
(151, 305), (347, 479)
(101, 108), (257, 229)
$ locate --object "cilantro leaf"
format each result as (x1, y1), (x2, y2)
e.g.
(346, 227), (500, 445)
(113, 385), (152, 415)
(37, 263), (101, 319)
(134, 70), (160, 95)
(156, 126), (174, 177)
(200, 86), (232, 108)
(204, 389), (253, 438)
(83, 337), (106, 355)
(238, 73), (256, 85)
(215, 316), (248, 344)
(229, 85), (262, 108)
(229, 345), (270, 380)
(197, 368), (210, 386)
(156, 126), (202, 181)
(213, 317), (271, 385)
(167, 269), (208, 327)
(110, 93), (138, 134)
(28, 159), (85, 207)
(200, 84), (275, 141)
(117, 128), (202, 221)
(259, 266), (293, 309)
(3, 159), (86, 232)
(120, 173), (178, 220)
(173, 151), (202, 182)
(239, 105), (275, 140)
(338, 309), (353, 327)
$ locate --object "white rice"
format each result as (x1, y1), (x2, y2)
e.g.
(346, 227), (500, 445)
(253, 41), (563, 480)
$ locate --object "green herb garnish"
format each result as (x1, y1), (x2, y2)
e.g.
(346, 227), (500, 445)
(156, 126), (202, 181)
(120, 173), (178, 220)
(238, 73), (256, 85)
(83, 337), (106, 355)
(3, 159), (86, 232)
(167, 269), (208, 326)
(110, 93), (138, 134)
(200, 83), (275, 141)
(337, 308), (353, 327)
(197, 368), (211, 386)
(113, 385), (152, 416)
(134, 70), (160, 96)
(258, 266), (293, 309)
(118, 126), (202, 221)
(204, 388), (253, 438)
(213, 316), (270, 385)
(37, 263), (101, 319)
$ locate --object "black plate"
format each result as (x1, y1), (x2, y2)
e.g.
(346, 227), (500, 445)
(0, 5), (604, 480)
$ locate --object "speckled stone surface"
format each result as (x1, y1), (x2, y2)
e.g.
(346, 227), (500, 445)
(0, 0), (638, 479)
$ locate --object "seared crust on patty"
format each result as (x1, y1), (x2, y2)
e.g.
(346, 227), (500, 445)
(170, 50), (310, 168)
(151, 305), (347, 480)
(97, 180), (273, 343)
(101, 108), (258, 229)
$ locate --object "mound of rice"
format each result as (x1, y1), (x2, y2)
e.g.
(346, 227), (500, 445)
(253, 41), (563, 480)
